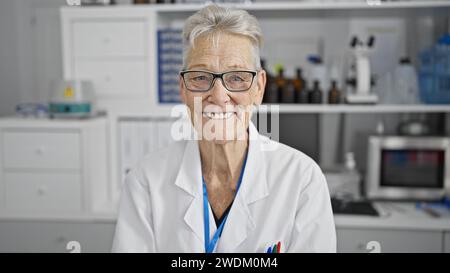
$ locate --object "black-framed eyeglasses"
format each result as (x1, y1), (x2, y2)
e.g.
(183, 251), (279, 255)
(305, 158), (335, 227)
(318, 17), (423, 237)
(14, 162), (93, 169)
(180, 70), (257, 92)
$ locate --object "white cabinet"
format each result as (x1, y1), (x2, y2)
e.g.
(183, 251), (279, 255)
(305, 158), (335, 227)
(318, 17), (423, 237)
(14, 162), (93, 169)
(0, 220), (115, 253)
(445, 232), (450, 253)
(0, 118), (109, 216)
(337, 228), (443, 253)
(61, 8), (155, 102)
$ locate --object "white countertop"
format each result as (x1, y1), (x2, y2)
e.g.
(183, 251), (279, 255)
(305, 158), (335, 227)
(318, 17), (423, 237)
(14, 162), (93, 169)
(334, 202), (450, 232)
(1, 202), (450, 232)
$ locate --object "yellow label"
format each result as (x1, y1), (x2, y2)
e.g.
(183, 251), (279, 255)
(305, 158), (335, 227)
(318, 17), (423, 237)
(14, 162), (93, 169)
(64, 87), (74, 98)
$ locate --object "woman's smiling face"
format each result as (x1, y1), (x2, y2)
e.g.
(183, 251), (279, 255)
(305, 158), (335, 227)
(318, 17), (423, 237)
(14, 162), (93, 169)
(180, 33), (266, 144)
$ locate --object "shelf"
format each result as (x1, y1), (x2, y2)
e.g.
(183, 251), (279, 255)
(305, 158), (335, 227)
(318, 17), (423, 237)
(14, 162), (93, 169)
(256, 104), (450, 113)
(113, 104), (450, 117)
(153, 1), (450, 12)
(65, 1), (450, 13)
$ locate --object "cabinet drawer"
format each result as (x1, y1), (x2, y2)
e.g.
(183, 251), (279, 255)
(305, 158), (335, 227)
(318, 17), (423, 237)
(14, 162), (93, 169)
(74, 60), (147, 97)
(0, 221), (115, 253)
(2, 131), (80, 170)
(337, 228), (442, 253)
(5, 172), (82, 212)
(73, 20), (147, 57)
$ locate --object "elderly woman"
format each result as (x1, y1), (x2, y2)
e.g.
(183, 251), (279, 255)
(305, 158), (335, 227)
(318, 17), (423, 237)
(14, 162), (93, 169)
(112, 4), (335, 253)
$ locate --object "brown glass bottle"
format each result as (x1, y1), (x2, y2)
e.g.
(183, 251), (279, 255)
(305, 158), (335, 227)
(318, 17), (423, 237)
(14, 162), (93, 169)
(328, 80), (341, 104)
(261, 60), (278, 103)
(275, 67), (287, 103)
(308, 80), (323, 104)
(292, 68), (307, 103)
(283, 71), (296, 104)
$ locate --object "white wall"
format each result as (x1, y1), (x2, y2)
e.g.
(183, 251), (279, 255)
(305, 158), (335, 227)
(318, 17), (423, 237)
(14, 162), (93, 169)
(0, 0), (21, 116)
(0, 0), (80, 117)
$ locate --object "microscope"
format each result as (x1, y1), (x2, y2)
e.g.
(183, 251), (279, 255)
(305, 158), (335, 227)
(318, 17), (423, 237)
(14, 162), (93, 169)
(345, 36), (378, 104)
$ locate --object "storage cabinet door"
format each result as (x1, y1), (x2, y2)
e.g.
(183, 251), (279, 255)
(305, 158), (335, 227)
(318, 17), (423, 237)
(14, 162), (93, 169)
(0, 221), (115, 253)
(337, 228), (443, 253)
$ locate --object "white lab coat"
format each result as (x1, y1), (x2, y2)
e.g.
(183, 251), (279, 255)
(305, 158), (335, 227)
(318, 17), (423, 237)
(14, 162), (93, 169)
(112, 121), (336, 253)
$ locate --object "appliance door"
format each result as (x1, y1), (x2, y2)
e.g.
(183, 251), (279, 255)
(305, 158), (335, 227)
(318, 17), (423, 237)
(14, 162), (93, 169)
(366, 136), (450, 200)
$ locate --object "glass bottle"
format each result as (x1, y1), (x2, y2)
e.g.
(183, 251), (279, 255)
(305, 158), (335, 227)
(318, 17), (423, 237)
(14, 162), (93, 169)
(308, 80), (323, 104)
(292, 68), (307, 103)
(328, 80), (341, 104)
(275, 65), (286, 103)
(261, 60), (278, 104)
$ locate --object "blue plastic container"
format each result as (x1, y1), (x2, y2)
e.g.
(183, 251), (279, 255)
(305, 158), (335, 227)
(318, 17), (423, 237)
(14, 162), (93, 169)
(418, 34), (450, 104)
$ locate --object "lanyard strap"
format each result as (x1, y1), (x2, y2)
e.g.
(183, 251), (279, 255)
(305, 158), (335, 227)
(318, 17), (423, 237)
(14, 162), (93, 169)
(203, 153), (248, 253)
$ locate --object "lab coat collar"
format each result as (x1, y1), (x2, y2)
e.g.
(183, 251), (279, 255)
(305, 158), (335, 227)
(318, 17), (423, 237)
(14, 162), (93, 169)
(174, 121), (270, 252)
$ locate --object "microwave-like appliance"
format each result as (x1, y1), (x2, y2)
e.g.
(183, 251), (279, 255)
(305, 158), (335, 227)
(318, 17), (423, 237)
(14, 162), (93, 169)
(366, 136), (450, 200)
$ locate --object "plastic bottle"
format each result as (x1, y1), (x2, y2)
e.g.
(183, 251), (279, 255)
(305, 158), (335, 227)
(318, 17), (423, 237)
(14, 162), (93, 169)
(393, 57), (420, 104)
(308, 55), (328, 93)
(342, 151), (361, 199)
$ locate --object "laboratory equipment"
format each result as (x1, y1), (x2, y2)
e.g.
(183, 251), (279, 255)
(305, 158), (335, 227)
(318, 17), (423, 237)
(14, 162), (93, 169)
(366, 135), (450, 200)
(48, 79), (95, 119)
(346, 36), (378, 104)
(16, 103), (48, 118)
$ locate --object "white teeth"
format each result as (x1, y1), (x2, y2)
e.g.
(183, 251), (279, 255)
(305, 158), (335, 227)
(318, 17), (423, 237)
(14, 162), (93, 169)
(203, 112), (234, 120)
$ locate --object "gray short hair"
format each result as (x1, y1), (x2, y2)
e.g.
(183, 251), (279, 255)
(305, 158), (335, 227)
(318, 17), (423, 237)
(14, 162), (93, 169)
(182, 4), (263, 70)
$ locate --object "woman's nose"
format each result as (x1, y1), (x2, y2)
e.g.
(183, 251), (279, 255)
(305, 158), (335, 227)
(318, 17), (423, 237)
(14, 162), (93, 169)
(209, 78), (231, 105)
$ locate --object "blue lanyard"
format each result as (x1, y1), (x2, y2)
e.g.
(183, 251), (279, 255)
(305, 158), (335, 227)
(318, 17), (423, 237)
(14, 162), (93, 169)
(202, 153), (248, 253)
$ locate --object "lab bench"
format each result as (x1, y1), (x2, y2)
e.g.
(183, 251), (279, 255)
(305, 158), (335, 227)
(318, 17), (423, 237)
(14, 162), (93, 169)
(334, 202), (450, 253)
(1, 202), (450, 253)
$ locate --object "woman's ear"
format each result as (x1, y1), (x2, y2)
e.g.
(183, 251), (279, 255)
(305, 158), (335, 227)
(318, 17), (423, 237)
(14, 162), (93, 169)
(254, 69), (266, 105)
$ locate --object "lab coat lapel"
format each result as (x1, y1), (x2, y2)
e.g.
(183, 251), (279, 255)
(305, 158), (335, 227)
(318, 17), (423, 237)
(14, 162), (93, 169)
(174, 139), (204, 250)
(216, 122), (270, 252)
